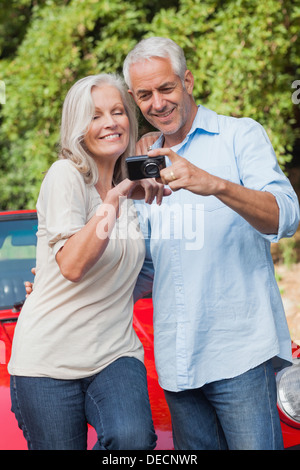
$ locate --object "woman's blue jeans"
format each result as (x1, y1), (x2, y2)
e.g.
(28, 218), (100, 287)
(10, 357), (157, 450)
(164, 359), (284, 450)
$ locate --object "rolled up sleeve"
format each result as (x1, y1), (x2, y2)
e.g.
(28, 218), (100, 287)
(39, 160), (88, 256)
(235, 119), (300, 242)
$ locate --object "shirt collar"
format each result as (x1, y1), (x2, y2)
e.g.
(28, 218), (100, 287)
(188, 105), (220, 136)
(153, 105), (220, 150)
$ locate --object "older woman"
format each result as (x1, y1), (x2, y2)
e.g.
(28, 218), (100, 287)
(8, 73), (166, 450)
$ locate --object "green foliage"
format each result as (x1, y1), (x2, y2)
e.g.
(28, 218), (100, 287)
(147, 0), (300, 167)
(0, 0), (150, 209)
(0, 0), (299, 209)
(279, 237), (297, 267)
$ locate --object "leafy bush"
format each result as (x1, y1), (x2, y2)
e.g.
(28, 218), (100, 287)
(0, 0), (299, 209)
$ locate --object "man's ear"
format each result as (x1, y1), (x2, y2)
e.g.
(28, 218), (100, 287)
(128, 88), (139, 105)
(128, 89), (135, 100)
(184, 70), (194, 95)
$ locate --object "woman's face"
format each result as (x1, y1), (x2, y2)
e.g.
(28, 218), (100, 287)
(84, 85), (130, 163)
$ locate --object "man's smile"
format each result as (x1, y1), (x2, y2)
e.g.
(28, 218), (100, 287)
(151, 107), (176, 120)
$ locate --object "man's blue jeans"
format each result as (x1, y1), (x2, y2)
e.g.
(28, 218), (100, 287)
(164, 359), (284, 450)
(10, 357), (157, 450)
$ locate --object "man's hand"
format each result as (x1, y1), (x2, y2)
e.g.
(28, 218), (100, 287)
(149, 148), (221, 196)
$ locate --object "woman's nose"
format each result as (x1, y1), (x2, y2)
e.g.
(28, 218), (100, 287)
(104, 113), (118, 127)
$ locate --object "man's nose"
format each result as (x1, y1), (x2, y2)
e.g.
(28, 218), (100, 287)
(151, 92), (165, 111)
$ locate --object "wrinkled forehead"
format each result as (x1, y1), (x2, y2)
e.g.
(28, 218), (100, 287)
(128, 57), (179, 93)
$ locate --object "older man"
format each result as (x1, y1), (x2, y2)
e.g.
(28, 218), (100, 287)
(124, 37), (300, 450)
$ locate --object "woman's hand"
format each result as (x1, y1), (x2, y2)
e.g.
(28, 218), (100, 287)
(25, 267), (36, 297)
(129, 178), (171, 205)
(109, 178), (171, 207)
(135, 132), (161, 155)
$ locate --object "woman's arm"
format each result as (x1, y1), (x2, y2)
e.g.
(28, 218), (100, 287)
(56, 178), (170, 282)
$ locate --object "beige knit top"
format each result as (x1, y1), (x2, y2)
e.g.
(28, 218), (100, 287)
(8, 160), (145, 379)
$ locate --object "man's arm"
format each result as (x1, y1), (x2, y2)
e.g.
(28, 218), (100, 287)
(206, 175), (279, 235)
(149, 147), (280, 235)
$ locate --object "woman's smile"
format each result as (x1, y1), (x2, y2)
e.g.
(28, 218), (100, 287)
(84, 86), (130, 161)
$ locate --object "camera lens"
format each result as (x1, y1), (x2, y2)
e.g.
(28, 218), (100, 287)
(142, 160), (159, 177)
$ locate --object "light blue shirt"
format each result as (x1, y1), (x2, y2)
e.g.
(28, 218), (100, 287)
(134, 105), (300, 392)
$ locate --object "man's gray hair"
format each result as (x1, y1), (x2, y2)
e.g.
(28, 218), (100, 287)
(123, 37), (187, 89)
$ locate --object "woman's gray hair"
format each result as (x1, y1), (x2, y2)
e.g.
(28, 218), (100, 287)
(59, 73), (138, 185)
(123, 37), (187, 89)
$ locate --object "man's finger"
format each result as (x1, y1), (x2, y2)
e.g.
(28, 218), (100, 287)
(148, 147), (182, 164)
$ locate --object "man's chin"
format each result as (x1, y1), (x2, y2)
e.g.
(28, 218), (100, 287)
(151, 121), (180, 136)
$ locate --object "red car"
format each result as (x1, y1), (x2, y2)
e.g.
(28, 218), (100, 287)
(0, 210), (299, 450)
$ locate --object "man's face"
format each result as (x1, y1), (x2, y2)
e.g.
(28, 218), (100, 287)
(128, 57), (196, 146)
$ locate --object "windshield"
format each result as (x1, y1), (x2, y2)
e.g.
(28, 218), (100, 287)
(0, 216), (37, 309)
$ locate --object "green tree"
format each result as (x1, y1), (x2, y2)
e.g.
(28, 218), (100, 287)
(0, 0), (150, 209)
(0, 0), (299, 210)
(148, 0), (300, 167)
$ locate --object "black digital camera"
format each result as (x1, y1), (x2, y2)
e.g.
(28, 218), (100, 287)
(126, 155), (166, 180)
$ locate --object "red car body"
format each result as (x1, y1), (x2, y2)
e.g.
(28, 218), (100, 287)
(0, 298), (173, 450)
(0, 210), (299, 450)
